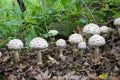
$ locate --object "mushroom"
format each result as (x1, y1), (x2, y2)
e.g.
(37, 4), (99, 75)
(48, 30), (58, 36)
(29, 37), (48, 65)
(88, 34), (105, 63)
(0, 52), (2, 58)
(100, 26), (109, 34)
(68, 33), (83, 52)
(48, 30), (58, 41)
(83, 23), (101, 42)
(56, 39), (66, 59)
(83, 23), (100, 35)
(114, 18), (120, 37)
(7, 39), (23, 62)
(78, 41), (87, 59)
(100, 26), (112, 37)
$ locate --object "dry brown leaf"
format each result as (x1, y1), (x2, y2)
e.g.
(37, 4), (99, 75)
(52, 76), (64, 80)
(110, 47), (120, 58)
(22, 77), (26, 80)
(88, 73), (98, 80)
(34, 69), (51, 80)
(2, 55), (10, 62)
(7, 74), (17, 80)
(81, 76), (90, 80)
(48, 55), (59, 65)
(63, 71), (82, 80)
(106, 75), (119, 80)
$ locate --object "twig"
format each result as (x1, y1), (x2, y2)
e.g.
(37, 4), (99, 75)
(80, 0), (96, 23)
(106, 19), (114, 25)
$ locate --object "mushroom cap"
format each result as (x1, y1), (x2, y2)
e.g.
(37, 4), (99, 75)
(78, 42), (87, 49)
(83, 23), (100, 35)
(114, 18), (120, 26)
(29, 37), (48, 49)
(0, 52), (2, 58)
(48, 30), (58, 36)
(7, 39), (23, 50)
(68, 33), (83, 44)
(56, 39), (66, 47)
(100, 26), (109, 33)
(88, 34), (105, 47)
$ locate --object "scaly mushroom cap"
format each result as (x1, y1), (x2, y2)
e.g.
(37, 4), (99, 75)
(114, 18), (120, 26)
(29, 37), (48, 49)
(56, 39), (66, 47)
(78, 42), (87, 49)
(83, 23), (100, 35)
(88, 34), (105, 47)
(7, 39), (23, 50)
(100, 26), (109, 33)
(69, 33), (83, 44)
(48, 30), (58, 36)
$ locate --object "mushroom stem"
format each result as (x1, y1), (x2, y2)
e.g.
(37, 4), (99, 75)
(73, 44), (77, 49)
(73, 44), (78, 55)
(14, 51), (20, 62)
(118, 27), (120, 37)
(59, 47), (63, 57)
(94, 47), (100, 63)
(37, 50), (42, 65)
(80, 49), (84, 59)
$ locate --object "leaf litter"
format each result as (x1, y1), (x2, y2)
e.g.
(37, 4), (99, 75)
(0, 31), (120, 80)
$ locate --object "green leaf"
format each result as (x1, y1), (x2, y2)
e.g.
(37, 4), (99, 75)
(80, 19), (88, 24)
(0, 37), (11, 47)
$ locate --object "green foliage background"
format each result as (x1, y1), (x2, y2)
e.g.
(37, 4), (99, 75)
(0, 0), (120, 47)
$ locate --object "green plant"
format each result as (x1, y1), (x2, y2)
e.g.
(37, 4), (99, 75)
(1, 0), (120, 47)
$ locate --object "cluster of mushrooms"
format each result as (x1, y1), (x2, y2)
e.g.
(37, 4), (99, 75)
(5, 18), (120, 65)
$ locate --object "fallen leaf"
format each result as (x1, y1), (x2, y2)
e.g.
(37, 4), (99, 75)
(34, 69), (51, 80)
(2, 55), (10, 62)
(22, 77), (26, 80)
(106, 75), (119, 80)
(98, 73), (108, 79)
(110, 47), (120, 58)
(48, 55), (59, 64)
(7, 74), (17, 80)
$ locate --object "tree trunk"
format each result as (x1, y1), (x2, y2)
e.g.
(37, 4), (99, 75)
(17, 0), (26, 12)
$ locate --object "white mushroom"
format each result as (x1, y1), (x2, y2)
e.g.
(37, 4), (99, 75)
(83, 23), (100, 35)
(100, 26), (112, 37)
(0, 52), (2, 58)
(48, 30), (59, 41)
(69, 33), (83, 51)
(48, 30), (58, 36)
(78, 42), (87, 59)
(7, 39), (23, 62)
(69, 33), (83, 44)
(88, 34), (105, 63)
(114, 18), (120, 37)
(29, 37), (48, 65)
(100, 26), (109, 33)
(56, 39), (66, 58)
(114, 18), (120, 25)
(78, 42), (87, 49)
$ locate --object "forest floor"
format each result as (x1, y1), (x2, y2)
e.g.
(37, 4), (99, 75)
(0, 32), (120, 80)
